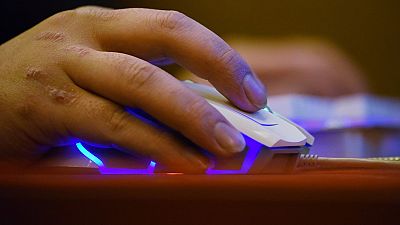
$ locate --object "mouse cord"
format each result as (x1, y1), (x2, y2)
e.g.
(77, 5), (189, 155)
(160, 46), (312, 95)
(296, 154), (400, 170)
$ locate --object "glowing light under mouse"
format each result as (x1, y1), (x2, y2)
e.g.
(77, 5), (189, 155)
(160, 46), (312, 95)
(206, 135), (262, 174)
(75, 135), (262, 175)
(76, 142), (104, 167)
(75, 142), (156, 175)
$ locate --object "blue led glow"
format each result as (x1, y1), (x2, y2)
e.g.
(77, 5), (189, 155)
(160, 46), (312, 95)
(99, 161), (156, 175)
(76, 142), (104, 167)
(75, 142), (156, 175)
(76, 135), (263, 175)
(206, 135), (262, 174)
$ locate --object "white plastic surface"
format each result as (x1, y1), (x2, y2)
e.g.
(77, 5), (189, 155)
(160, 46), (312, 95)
(184, 81), (314, 147)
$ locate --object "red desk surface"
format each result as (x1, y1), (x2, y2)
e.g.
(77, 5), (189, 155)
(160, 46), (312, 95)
(1, 169), (399, 225)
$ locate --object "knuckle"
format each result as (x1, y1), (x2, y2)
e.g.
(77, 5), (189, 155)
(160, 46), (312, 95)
(213, 46), (248, 76)
(217, 47), (238, 65)
(111, 54), (158, 90)
(75, 5), (109, 11)
(46, 10), (76, 25)
(155, 10), (192, 31)
(74, 6), (118, 21)
(184, 97), (215, 126)
(151, 129), (173, 148)
(104, 107), (130, 133)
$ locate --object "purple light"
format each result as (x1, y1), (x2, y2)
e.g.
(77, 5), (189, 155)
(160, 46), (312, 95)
(77, 135), (264, 175)
(206, 135), (262, 174)
(98, 161), (156, 175)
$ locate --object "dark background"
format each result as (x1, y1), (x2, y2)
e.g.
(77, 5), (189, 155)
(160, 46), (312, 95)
(1, 0), (399, 97)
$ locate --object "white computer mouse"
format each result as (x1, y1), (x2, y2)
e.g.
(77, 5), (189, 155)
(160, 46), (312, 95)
(38, 81), (314, 174)
(183, 81), (314, 148)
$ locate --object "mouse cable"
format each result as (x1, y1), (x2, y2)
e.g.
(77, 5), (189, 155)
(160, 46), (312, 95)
(296, 154), (400, 170)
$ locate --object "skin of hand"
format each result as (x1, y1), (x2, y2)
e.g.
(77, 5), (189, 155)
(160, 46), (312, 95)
(0, 7), (267, 172)
(182, 37), (368, 97)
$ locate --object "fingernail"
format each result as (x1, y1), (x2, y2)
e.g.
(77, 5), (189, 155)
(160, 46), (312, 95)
(214, 122), (246, 153)
(243, 74), (267, 108)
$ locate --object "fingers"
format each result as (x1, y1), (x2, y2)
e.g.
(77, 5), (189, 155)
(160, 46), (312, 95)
(230, 39), (368, 96)
(73, 7), (267, 112)
(62, 47), (246, 156)
(54, 86), (209, 173)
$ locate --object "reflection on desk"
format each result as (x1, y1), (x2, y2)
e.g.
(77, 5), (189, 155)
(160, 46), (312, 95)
(0, 170), (399, 225)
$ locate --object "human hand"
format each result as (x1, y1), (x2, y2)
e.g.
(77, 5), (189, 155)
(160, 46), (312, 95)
(182, 37), (367, 97)
(0, 7), (267, 171)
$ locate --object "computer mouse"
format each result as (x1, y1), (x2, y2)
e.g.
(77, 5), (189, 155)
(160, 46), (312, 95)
(38, 81), (314, 174)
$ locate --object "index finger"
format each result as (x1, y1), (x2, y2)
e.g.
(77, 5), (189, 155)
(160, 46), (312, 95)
(73, 7), (267, 112)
